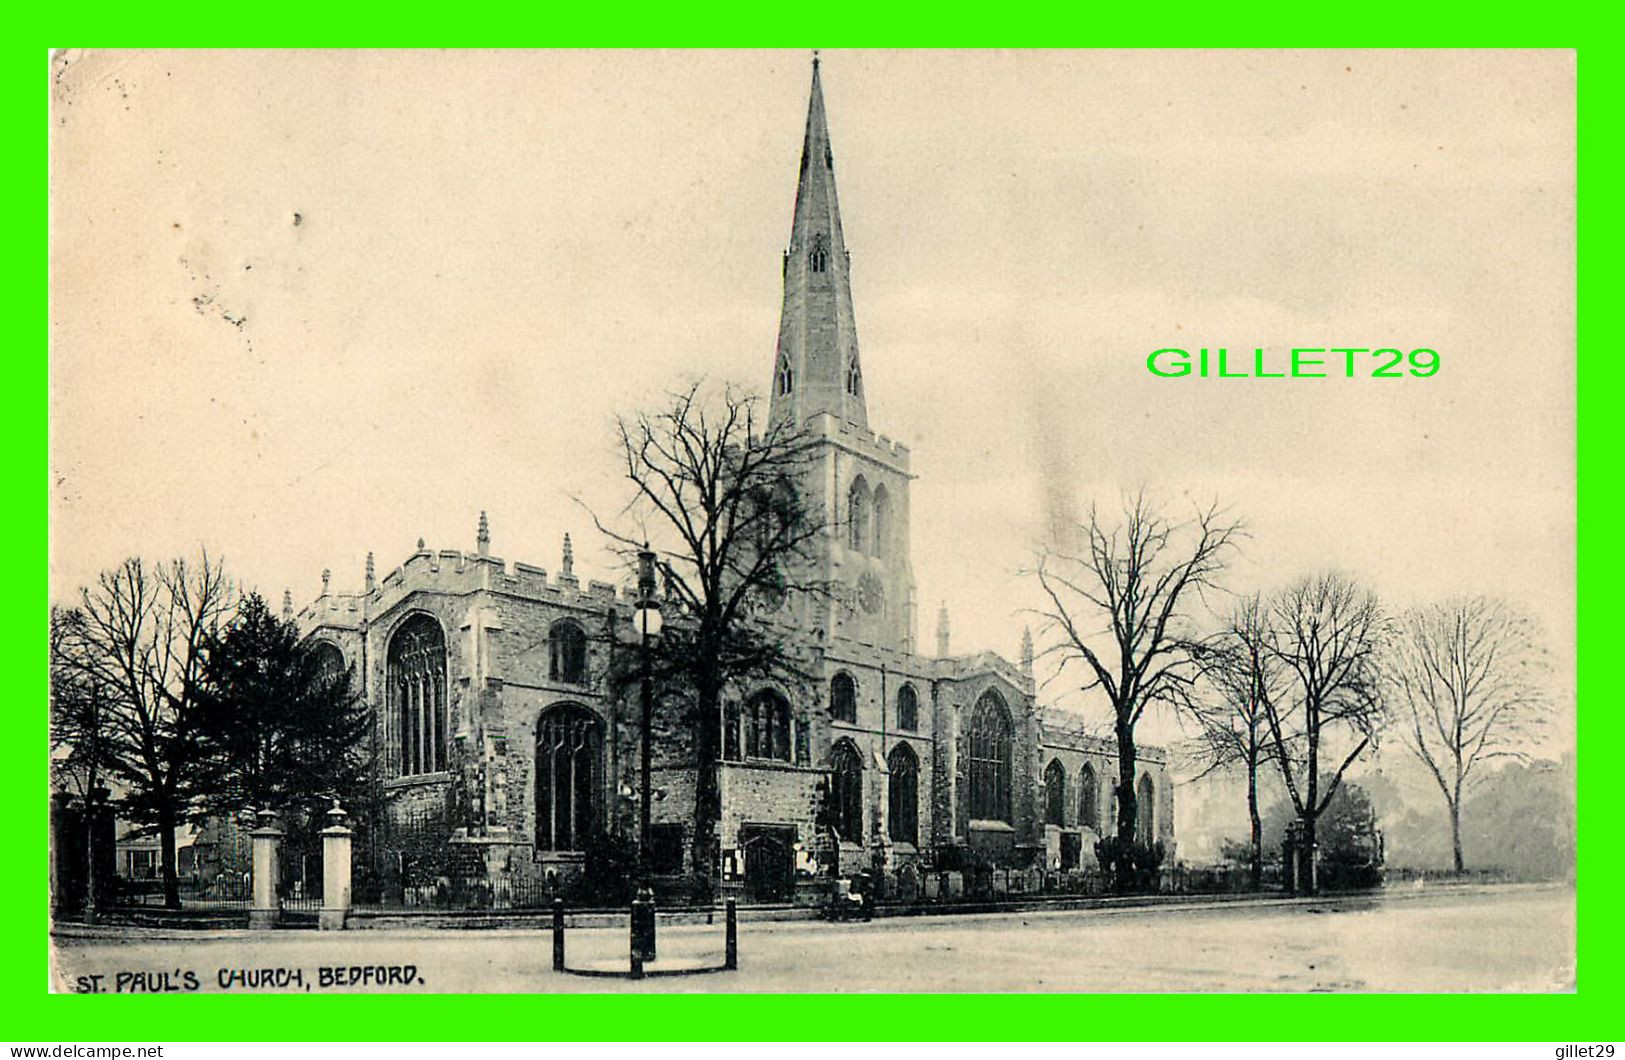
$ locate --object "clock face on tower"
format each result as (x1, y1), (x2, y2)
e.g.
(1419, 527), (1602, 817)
(857, 571), (885, 615)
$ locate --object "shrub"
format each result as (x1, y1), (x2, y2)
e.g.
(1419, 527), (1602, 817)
(1095, 835), (1166, 894)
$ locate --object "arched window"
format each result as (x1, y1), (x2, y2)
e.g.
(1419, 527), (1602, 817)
(549, 620), (588, 686)
(888, 743), (919, 845)
(1044, 759), (1067, 827)
(1137, 774), (1156, 841)
(746, 690), (791, 762)
(830, 672), (858, 723)
(830, 741), (863, 842)
(1079, 763), (1099, 831)
(895, 684), (919, 732)
(535, 704), (602, 852)
(388, 614), (448, 777)
(846, 476), (870, 551)
(810, 233), (829, 273)
(308, 641), (346, 691)
(871, 485), (890, 558)
(776, 355), (794, 396)
(968, 690), (1013, 823)
(846, 358), (862, 396)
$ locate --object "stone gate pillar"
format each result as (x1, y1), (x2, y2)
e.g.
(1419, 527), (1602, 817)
(320, 802), (354, 930)
(249, 809), (284, 930)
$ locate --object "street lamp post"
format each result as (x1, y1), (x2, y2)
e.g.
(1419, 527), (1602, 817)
(630, 543), (663, 968)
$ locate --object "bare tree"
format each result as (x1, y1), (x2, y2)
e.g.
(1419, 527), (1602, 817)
(1033, 491), (1243, 853)
(49, 606), (115, 919)
(1189, 592), (1279, 890)
(71, 554), (232, 908)
(1388, 597), (1549, 874)
(598, 380), (829, 892)
(1262, 571), (1387, 893)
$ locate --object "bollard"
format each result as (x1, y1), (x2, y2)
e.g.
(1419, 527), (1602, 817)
(724, 898), (738, 971)
(552, 898), (565, 972)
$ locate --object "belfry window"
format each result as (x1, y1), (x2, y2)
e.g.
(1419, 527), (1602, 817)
(968, 690), (1014, 823)
(776, 356), (794, 396)
(535, 703), (602, 852)
(846, 476), (871, 551)
(846, 359), (862, 396)
(810, 233), (829, 273)
(388, 614), (448, 777)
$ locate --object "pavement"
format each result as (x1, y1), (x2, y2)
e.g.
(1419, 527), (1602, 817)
(49, 881), (1575, 994)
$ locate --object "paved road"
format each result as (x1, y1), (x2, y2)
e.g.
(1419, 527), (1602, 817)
(50, 883), (1574, 994)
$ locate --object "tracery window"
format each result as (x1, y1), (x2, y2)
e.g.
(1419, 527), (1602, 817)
(967, 690), (1013, 823)
(846, 358), (862, 396)
(388, 614), (448, 777)
(549, 620), (588, 686)
(895, 683), (919, 732)
(309, 641), (347, 691)
(830, 672), (858, 724)
(776, 356), (794, 396)
(1044, 759), (1067, 827)
(830, 741), (863, 842)
(535, 703), (602, 852)
(1079, 763), (1099, 831)
(746, 690), (791, 762)
(1137, 774), (1156, 841)
(810, 233), (829, 273)
(887, 743), (919, 845)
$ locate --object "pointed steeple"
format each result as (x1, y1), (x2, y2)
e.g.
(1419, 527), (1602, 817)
(770, 54), (867, 430)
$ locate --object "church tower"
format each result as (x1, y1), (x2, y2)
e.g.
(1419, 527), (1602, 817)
(773, 56), (917, 653)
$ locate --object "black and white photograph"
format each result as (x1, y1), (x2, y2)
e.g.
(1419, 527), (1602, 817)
(47, 48), (1576, 994)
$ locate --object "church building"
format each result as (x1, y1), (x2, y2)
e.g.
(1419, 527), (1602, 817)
(294, 58), (1174, 903)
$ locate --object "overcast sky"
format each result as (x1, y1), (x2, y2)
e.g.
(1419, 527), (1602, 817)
(49, 49), (1575, 751)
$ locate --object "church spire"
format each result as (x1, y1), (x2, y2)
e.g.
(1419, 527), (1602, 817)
(770, 54), (867, 430)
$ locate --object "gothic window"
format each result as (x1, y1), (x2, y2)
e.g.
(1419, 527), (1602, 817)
(830, 672), (858, 723)
(871, 484), (890, 558)
(810, 233), (829, 273)
(888, 743), (919, 846)
(1137, 774), (1156, 841)
(967, 690), (1013, 823)
(776, 355), (794, 396)
(1044, 759), (1067, 827)
(846, 476), (870, 551)
(746, 690), (791, 762)
(895, 683), (919, 732)
(1079, 763), (1099, 831)
(846, 358), (862, 396)
(549, 620), (588, 686)
(830, 741), (863, 842)
(535, 703), (602, 852)
(308, 641), (347, 691)
(388, 614), (448, 777)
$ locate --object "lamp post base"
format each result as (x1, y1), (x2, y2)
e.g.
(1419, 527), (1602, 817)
(630, 886), (657, 964)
